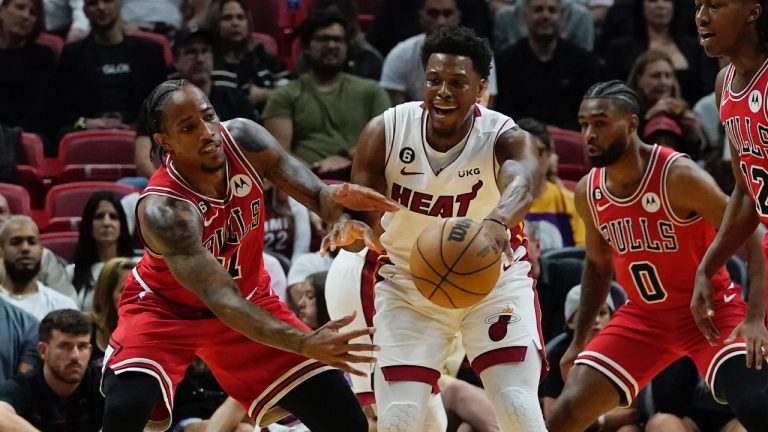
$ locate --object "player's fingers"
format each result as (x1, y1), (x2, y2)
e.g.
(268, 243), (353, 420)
(333, 363), (369, 378)
(335, 327), (377, 342)
(699, 318), (720, 345)
(323, 312), (357, 330)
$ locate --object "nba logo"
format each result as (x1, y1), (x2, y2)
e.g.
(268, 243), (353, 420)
(749, 90), (762, 113)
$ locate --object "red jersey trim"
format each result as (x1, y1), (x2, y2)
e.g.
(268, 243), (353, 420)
(705, 342), (747, 404)
(599, 145), (661, 207)
(220, 124), (265, 194)
(660, 152), (701, 226)
(380, 365), (441, 393)
(725, 58), (768, 100)
(384, 105), (397, 169)
(166, 158), (232, 208)
(576, 350), (638, 406)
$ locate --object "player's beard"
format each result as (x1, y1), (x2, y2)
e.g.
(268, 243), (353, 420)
(5, 258), (41, 286)
(588, 136), (628, 168)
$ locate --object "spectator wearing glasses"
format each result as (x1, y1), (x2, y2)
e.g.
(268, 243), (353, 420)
(262, 7), (389, 179)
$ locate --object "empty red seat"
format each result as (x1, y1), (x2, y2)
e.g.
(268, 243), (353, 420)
(57, 130), (136, 182)
(40, 232), (80, 263)
(36, 33), (64, 60)
(0, 183), (31, 216)
(19, 133), (45, 169)
(45, 182), (138, 220)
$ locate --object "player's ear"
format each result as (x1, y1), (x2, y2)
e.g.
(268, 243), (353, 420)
(153, 132), (173, 154)
(478, 79), (487, 97)
(628, 114), (639, 134)
(748, 2), (762, 23)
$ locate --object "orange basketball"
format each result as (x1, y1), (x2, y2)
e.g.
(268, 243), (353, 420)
(410, 217), (501, 309)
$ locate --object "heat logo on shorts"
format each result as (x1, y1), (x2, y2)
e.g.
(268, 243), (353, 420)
(485, 305), (520, 341)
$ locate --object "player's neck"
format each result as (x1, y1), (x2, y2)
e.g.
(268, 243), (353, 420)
(728, 40), (768, 87)
(604, 141), (650, 197)
(174, 162), (228, 199)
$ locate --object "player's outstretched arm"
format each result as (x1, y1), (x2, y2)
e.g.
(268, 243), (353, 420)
(481, 127), (546, 254)
(322, 115), (391, 254)
(225, 118), (397, 225)
(561, 176), (614, 380)
(138, 195), (378, 375)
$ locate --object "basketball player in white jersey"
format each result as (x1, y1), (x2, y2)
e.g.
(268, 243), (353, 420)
(323, 26), (547, 431)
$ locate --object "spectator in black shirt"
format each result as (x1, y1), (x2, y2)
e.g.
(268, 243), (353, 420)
(0, 309), (104, 432)
(0, 0), (56, 139)
(55, 0), (167, 153)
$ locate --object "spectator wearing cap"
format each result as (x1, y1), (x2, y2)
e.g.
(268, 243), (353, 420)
(131, 27), (256, 184)
(284, 252), (333, 313)
(539, 285), (642, 431)
(627, 50), (705, 160)
(54, 0), (167, 152)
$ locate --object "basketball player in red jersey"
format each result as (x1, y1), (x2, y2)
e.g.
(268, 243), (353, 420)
(99, 80), (399, 432)
(695, 0), (768, 367)
(545, 81), (768, 432)
(323, 26), (548, 431)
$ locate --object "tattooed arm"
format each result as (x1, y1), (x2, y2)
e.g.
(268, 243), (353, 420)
(225, 118), (397, 224)
(137, 195), (377, 374)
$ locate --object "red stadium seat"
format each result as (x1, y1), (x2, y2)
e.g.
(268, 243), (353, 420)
(40, 232), (80, 263)
(0, 183), (31, 216)
(252, 32), (279, 56)
(42, 217), (81, 233)
(36, 33), (64, 59)
(126, 30), (173, 67)
(19, 133), (45, 169)
(57, 130), (136, 182)
(45, 182), (138, 220)
(548, 126), (589, 167)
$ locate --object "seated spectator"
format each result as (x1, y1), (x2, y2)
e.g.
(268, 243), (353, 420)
(518, 118), (585, 249)
(380, 0), (498, 106)
(0, 309), (103, 431)
(0, 193), (78, 301)
(627, 50), (705, 159)
(89, 257), (136, 368)
(263, 7), (389, 178)
(264, 9), (389, 177)
(44, 0), (90, 41)
(120, 0), (206, 36)
(599, 0), (717, 105)
(66, 191), (135, 311)
(495, 0), (600, 130)
(55, 0), (168, 144)
(208, 0), (288, 114)
(285, 252), (333, 313)
(263, 181), (311, 264)
(0, 216), (78, 320)
(132, 28), (256, 185)
(540, 285), (641, 431)
(493, 0), (595, 52)
(0, 0), (56, 140)
(295, 0), (384, 81)
(295, 271), (330, 329)
(0, 297), (38, 383)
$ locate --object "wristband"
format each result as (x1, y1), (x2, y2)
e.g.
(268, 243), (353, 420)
(483, 217), (507, 230)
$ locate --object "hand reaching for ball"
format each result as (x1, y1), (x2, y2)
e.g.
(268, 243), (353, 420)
(480, 217), (513, 260)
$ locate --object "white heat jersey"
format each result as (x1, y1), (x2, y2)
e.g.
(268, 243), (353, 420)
(380, 102), (517, 275)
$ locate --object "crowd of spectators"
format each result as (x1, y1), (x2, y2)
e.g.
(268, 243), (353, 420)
(0, 0), (746, 430)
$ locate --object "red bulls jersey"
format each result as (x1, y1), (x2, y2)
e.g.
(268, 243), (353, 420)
(127, 125), (271, 312)
(721, 60), (768, 227)
(586, 145), (732, 310)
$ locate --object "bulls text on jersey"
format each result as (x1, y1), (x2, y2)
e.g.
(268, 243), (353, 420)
(598, 217), (678, 254)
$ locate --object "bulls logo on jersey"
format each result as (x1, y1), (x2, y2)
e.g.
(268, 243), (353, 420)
(231, 174), (252, 197)
(749, 89), (763, 113)
(642, 192), (661, 213)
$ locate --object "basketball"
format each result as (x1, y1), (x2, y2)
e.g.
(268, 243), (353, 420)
(410, 217), (501, 309)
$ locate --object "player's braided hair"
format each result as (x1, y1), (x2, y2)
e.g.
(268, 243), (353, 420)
(421, 26), (492, 80)
(140, 80), (193, 167)
(583, 80), (641, 116)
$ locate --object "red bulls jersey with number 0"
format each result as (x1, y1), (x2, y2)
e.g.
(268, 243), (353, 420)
(586, 145), (732, 311)
(721, 60), (768, 227)
(127, 125), (271, 312)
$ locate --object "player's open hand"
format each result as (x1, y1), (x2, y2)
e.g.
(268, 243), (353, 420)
(328, 183), (400, 213)
(691, 269), (719, 346)
(299, 311), (379, 377)
(725, 317), (768, 369)
(321, 219), (381, 255)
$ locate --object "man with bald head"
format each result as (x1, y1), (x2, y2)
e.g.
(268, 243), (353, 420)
(0, 194), (76, 302)
(0, 216), (78, 320)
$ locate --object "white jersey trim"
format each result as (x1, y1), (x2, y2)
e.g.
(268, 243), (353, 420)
(600, 145), (661, 207)
(660, 152), (701, 226)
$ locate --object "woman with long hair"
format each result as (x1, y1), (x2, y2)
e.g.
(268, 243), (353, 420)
(67, 191), (135, 310)
(0, 0), (56, 141)
(89, 257), (137, 367)
(601, 0), (717, 105)
(627, 50), (705, 158)
(207, 0), (288, 111)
